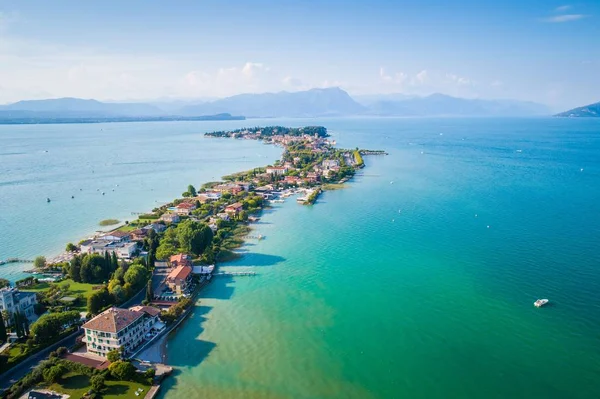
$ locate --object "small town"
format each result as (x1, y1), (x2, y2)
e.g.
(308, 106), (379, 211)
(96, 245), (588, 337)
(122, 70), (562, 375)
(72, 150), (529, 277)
(0, 126), (384, 399)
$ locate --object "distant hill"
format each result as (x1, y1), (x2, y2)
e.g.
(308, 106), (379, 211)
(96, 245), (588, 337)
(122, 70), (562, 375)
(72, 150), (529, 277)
(0, 97), (164, 117)
(555, 101), (600, 117)
(360, 93), (550, 117)
(0, 91), (552, 122)
(178, 87), (366, 118)
(0, 98), (244, 123)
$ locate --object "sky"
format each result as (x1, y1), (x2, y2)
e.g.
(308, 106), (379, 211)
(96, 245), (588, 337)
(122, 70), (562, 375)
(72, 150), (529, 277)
(0, 0), (599, 110)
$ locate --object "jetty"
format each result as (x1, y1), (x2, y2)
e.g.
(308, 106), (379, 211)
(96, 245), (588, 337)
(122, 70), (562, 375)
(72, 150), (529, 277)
(0, 258), (33, 265)
(213, 271), (257, 277)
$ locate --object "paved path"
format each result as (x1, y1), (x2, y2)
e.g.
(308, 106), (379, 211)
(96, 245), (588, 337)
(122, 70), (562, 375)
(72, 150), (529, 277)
(0, 329), (83, 394)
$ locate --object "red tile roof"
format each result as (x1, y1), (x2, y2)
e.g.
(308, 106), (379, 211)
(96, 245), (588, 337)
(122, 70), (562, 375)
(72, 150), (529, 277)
(167, 265), (192, 282)
(129, 305), (161, 317)
(170, 253), (191, 265)
(82, 307), (144, 333)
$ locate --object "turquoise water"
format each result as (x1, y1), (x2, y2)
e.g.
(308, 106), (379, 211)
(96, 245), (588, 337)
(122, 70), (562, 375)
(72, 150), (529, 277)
(0, 121), (281, 281)
(2, 118), (600, 397)
(159, 118), (600, 399)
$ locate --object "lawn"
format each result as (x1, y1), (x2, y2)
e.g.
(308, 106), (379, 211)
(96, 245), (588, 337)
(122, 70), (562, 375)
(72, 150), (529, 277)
(22, 278), (99, 312)
(44, 372), (150, 399)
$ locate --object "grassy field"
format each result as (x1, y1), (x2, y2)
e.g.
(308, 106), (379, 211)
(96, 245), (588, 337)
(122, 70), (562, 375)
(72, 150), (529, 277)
(22, 278), (99, 312)
(322, 183), (348, 190)
(44, 372), (150, 399)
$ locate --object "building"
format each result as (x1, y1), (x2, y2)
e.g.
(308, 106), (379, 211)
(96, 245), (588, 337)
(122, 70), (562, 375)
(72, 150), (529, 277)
(0, 287), (38, 321)
(174, 202), (196, 216)
(322, 159), (340, 169)
(82, 307), (150, 358)
(213, 183), (243, 195)
(130, 229), (148, 241)
(166, 265), (193, 295)
(128, 305), (164, 333)
(306, 172), (319, 183)
(97, 231), (131, 242)
(160, 213), (180, 224)
(143, 223), (167, 233)
(225, 202), (244, 215)
(265, 166), (288, 176)
(169, 253), (192, 268)
(284, 175), (301, 184)
(80, 240), (138, 259)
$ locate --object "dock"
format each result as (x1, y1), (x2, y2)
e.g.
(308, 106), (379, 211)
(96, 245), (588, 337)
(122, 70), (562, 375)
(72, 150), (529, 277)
(213, 271), (257, 277)
(0, 258), (33, 265)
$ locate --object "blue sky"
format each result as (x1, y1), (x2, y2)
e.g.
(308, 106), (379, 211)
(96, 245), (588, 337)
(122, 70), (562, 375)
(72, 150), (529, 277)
(0, 0), (598, 110)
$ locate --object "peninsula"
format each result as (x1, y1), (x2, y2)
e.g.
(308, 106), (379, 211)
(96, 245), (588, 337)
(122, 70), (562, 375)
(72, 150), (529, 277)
(0, 125), (385, 399)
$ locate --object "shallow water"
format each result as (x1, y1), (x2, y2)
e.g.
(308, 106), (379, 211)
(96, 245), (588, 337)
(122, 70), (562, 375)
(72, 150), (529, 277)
(3, 117), (600, 398)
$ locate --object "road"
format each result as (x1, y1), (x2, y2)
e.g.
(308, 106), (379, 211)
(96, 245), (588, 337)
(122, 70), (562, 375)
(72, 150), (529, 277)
(0, 329), (83, 393)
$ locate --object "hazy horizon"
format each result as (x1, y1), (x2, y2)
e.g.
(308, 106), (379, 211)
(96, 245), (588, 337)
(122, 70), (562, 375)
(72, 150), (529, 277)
(0, 0), (598, 110)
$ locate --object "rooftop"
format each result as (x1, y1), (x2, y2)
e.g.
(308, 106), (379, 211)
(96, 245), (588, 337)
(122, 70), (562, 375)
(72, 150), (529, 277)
(167, 265), (192, 281)
(82, 307), (145, 333)
(129, 305), (161, 317)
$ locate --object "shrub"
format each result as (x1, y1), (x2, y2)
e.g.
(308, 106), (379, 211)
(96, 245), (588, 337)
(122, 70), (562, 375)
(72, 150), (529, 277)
(108, 360), (136, 381)
(144, 368), (155, 379)
(107, 349), (120, 363)
(90, 374), (106, 392)
(43, 364), (66, 383)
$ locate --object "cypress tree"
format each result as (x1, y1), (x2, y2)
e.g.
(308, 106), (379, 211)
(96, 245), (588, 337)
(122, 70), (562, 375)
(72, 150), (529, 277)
(0, 311), (7, 342)
(145, 280), (153, 303)
(13, 313), (22, 338)
(23, 315), (30, 337)
(104, 252), (112, 279)
(111, 252), (119, 273)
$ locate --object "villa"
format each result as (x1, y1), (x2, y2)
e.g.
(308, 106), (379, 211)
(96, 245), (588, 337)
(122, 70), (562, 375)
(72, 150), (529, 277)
(266, 166), (288, 176)
(130, 229), (148, 241)
(82, 307), (152, 358)
(169, 253), (192, 268)
(166, 264), (193, 295)
(225, 202), (244, 215)
(0, 287), (38, 321)
(80, 240), (138, 259)
(174, 202), (196, 215)
(97, 231), (130, 243)
(143, 223), (167, 233)
(160, 213), (180, 224)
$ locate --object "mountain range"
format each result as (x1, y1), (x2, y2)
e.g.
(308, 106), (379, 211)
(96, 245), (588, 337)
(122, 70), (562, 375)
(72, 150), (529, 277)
(0, 88), (555, 122)
(554, 101), (600, 117)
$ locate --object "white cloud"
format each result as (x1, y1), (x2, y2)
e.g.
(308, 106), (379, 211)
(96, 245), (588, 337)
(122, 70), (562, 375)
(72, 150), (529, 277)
(376, 68), (478, 97)
(543, 14), (587, 22)
(490, 80), (503, 87)
(555, 5), (572, 12)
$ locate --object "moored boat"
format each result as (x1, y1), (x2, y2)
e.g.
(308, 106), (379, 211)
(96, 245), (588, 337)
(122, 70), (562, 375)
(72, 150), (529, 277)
(534, 299), (549, 307)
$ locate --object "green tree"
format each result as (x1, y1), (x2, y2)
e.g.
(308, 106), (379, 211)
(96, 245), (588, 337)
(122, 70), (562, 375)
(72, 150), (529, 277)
(109, 284), (126, 304)
(80, 254), (108, 283)
(13, 312), (23, 338)
(91, 374), (106, 392)
(0, 278), (9, 289)
(113, 266), (125, 284)
(33, 256), (46, 270)
(30, 311), (80, 343)
(108, 360), (136, 381)
(87, 288), (114, 314)
(26, 338), (34, 350)
(145, 280), (153, 303)
(0, 311), (6, 342)
(111, 252), (119, 274)
(43, 364), (66, 383)
(124, 264), (147, 290)
(107, 349), (121, 363)
(187, 184), (197, 197)
(23, 315), (30, 336)
(104, 252), (112, 275)
(65, 243), (77, 252)
(156, 228), (178, 260)
(176, 220), (213, 256)
(69, 255), (82, 283)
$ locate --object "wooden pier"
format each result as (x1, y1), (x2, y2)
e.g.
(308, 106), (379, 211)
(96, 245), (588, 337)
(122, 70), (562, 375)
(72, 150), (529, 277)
(0, 258), (34, 265)
(214, 271), (257, 277)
